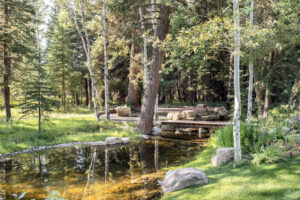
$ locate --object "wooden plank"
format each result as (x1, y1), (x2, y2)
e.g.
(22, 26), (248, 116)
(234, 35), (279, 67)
(161, 120), (231, 125)
(160, 120), (231, 128)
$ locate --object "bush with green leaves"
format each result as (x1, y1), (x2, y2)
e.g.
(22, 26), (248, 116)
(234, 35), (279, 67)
(211, 105), (299, 164)
(251, 143), (289, 164)
(212, 124), (270, 154)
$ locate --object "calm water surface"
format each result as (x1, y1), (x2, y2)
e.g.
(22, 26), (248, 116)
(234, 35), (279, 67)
(0, 138), (206, 200)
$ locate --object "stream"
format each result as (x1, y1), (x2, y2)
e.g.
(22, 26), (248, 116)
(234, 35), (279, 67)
(0, 137), (207, 200)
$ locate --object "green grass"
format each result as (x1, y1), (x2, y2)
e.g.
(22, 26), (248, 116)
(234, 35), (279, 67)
(161, 147), (300, 200)
(0, 109), (139, 154)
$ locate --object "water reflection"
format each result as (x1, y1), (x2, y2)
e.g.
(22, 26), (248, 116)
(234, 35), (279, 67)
(0, 138), (205, 200)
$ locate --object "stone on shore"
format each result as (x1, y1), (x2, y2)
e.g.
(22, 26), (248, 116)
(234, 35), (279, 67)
(105, 137), (123, 145)
(211, 147), (235, 166)
(121, 137), (130, 144)
(161, 168), (208, 193)
(90, 141), (106, 146)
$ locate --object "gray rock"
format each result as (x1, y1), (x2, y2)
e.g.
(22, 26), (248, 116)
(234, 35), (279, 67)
(121, 137), (130, 144)
(105, 137), (123, 145)
(152, 127), (162, 135)
(90, 141), (106, 146)
(161, 168), (208, 193)
(196, 104), (206, 109)
(211, 147), (235, 166)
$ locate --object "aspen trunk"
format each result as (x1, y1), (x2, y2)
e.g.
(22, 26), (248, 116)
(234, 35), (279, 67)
(78, 0), (100, 121)
(247, 0), (254, 125)
(102, 0), (110, 120)
(139, 7), (148, 86)
(263, 52), (275, 118)
(253, 67), (263, 117)
(138, 3), (171, 134)
(233, 0), (242, 162)
(35, 10), (42, 133)
(288, 79), (299, 107)
(151, 0), (159, 122)
(85, 78), (89, 106)
(3, 0), (11, 122)
(88, 79), (93, 109)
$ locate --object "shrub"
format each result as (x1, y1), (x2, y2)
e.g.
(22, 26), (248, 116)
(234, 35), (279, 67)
(251, 143), (289, 164)
(211, 105), (298, 164)
(212, 124), (262, 154)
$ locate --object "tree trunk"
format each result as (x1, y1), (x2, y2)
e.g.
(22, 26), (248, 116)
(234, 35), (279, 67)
(139, 7), (148, 87)
(253, 66), (263, 117)
(127, 43), (140, 107)
(151, 0), (159, 122)
(76, 0), (100, 121)
(75, 91), (80, 106)
(288, 79), (299, 107)
(247, 0), (254, 125)
(177, 83), (182, 102)
(226, 51), (233, 109)
(263, 84), (271, 118)
(85, 78), (89, 106)
(233, 0), (242, 162)
(62, 72), (66, 107)
(3, 0), (11, 122)
(263, 52), (275, 118)
(88, 79), (93, 109)
(102, 0), (110, 120)
(138, 3), (171, 134)
(35, 9), (42, 133)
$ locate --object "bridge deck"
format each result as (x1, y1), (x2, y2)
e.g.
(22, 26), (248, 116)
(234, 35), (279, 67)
(160, 120), (231, 128)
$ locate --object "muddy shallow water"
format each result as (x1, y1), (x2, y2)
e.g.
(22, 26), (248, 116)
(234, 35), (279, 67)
(0, 137), (206, 200)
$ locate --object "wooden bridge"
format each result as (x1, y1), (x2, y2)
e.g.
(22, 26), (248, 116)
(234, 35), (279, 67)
(160, 120), (231, 129)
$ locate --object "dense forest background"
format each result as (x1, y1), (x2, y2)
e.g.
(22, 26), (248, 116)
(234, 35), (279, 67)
(0, 0), (299, 122)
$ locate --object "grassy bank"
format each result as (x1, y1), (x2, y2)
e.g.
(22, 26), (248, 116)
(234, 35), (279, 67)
(161, 147), (300, 200)
(0, 109), (138, 154)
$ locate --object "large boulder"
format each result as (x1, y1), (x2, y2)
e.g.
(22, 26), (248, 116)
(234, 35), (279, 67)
(219, 106), (229, 119)
(167, 112), (176, 120)
(173, 112), (182, 120)
(161, 168), (208, 193)
(196, 104), (206, 109)
(117, 107), (132, 117)
(182, 110), (196, 120)
(121, 137), (130, 144)
(211, 147), (235, 166)
(90, 141), (106, 146)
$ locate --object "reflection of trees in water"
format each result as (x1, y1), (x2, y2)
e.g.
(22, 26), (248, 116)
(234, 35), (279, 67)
(75, 146), (85, 171)
(0, 160), (12, 199)
(139, 140), (155, 174)
(0, 139), (204, 200)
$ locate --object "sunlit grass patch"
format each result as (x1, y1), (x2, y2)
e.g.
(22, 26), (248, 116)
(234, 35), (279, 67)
(0, 108), (139, 154)
(161, 147), (300, 200)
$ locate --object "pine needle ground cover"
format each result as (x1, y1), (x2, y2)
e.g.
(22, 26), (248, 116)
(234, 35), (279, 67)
(0, 109), (137, 154)
(161, 147), (300, 200)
